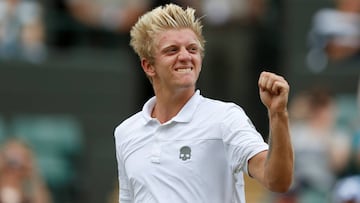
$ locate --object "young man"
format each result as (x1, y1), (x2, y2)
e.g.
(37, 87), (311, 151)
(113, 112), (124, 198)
(114, 3), (293, 203)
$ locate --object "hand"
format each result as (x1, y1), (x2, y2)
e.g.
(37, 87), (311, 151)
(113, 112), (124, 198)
(258, 71), (289, 113)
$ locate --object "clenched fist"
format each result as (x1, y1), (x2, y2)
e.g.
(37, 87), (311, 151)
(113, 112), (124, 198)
(258, 71), (290, 114)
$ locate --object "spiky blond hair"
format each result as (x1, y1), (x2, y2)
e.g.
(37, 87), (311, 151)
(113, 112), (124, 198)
(130, 3), (205, 64)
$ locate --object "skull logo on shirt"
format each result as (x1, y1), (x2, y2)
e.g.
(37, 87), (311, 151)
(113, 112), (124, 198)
(179, 146), (191, 161)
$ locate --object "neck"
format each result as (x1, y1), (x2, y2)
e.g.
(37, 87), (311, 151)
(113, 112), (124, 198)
(152, 87), (195, 123)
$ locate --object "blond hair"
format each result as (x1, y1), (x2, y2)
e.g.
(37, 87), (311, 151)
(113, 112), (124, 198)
(130, 3), (205, 64)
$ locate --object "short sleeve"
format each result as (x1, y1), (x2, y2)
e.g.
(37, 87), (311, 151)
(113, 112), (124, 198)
(115, 128), (133, 203)
(221, 105), (268, 176)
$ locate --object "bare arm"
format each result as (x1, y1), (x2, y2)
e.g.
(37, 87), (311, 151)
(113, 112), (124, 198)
(248, 71), (294, 192)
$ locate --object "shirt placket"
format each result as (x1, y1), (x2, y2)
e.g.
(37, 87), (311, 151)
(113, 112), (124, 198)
(150, 120), (172, 164)
(150, 121), (164, 164)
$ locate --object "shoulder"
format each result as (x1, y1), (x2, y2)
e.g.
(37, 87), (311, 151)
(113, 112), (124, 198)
(193, 97), (251, 129)
(199, 97), (246, 117)
(114, 111), (143, 138)
(200, 96), (241, 109)
(200, 97), (259, 133)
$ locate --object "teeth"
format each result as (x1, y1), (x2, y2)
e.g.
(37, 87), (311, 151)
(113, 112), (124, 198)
(176, 68), (192, 73)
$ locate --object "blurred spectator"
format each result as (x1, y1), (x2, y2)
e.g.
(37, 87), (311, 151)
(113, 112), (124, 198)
(65, 0), (152, 33)
(197, 0), (282, 136)
(271, 87), (351, 203)
(331, 131), (360, 203)
(48, 0), (155, 49)
(198, 0), (268, 101)
(0, 0), (46, 63)
(63, 1), (201, 108)
(332, 175), (360, 203)
(10, 115), (84, 203)
(307, 0), (360, 72)
(66, 0), (201, 33)
(0, 138), (52, 203)
(354, 130), (360, 171)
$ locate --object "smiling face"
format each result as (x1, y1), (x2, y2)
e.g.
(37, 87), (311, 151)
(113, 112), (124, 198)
(142, 28), (202, 93)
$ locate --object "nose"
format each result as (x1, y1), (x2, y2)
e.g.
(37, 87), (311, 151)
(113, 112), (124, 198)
(177, 48), (191, 61)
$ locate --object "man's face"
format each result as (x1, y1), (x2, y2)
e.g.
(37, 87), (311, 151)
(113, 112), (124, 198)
(146, 28), (202, 91)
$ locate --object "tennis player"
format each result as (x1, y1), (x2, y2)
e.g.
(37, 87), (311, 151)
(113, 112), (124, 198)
(114, 3), (294, 203)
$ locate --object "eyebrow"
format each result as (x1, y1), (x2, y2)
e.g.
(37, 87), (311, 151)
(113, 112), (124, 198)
(161, 42), (199, 51)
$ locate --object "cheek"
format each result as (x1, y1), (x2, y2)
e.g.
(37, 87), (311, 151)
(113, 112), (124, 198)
(195, 57), (202, 71)
(197, 65), (202, 74)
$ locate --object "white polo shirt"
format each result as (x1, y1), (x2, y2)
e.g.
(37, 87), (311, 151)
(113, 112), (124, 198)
(114, 90), (268, 203)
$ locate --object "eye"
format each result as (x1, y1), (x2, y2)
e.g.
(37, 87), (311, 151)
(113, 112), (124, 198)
(163, 46), (178, 55)
(188, 45), (199, 54)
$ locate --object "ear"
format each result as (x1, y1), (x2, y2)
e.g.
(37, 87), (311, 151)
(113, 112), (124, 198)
(141, 58), (156, 77)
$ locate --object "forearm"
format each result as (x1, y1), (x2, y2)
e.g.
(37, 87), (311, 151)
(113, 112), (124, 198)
(264, 110), (294, 192)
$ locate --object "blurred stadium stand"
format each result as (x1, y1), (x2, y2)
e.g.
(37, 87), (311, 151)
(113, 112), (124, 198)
(0, 0), (359, 203)
(284, 0), (360, 95)
(0, 1), (152, 202)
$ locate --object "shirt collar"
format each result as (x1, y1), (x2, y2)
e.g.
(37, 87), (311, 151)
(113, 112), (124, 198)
(142, 90), (202, 123)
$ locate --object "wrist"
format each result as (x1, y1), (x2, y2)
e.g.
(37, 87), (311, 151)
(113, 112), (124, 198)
(268, 109), (288, 118)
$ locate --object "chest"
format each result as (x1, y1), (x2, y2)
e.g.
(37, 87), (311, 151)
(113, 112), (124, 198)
(121, 123), (229, 183)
